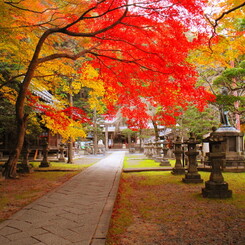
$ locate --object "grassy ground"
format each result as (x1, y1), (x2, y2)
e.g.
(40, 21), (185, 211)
(30, 161), (87, 170)
(123, 154), (175, 168)
(106, 154), (245, 245)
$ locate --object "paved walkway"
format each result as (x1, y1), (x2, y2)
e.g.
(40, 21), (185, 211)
(0, 151), (125, 245)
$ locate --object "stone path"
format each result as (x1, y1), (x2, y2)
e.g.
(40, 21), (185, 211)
(0, 151), (125, 245)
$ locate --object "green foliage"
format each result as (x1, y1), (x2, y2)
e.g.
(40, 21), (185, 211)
(121, 128), (137, 136)
(176, 105), (220, 139)
(0, 99), (16, 148)
(212, 58), (245, 124)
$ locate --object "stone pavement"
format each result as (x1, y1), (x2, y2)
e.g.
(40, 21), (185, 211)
(0, 151), (125, 245)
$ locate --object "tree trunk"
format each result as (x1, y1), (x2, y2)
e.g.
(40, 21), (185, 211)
(3, 117), (27, 178)
(152, 120), (159, 141)
(128, 134), (131, 148)
(67, 83), (74, 163)
(2, 30), (51, 178)
(67, 138), (74, 164)
(93, 108), (98, 155)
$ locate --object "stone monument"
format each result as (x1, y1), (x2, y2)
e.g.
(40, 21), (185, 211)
(205, 88), (245, 168)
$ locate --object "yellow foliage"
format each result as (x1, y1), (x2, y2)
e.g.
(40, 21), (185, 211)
(191, 0), (245, 68)
(41, 114), (86, 142)
(0, 87), (17, 104)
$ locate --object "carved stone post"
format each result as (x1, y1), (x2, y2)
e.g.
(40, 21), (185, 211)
(172, 136), (185, 175)
(39, 140), (50, 168)
(202, 135), (232, 198)
(182, 133), (203, 183)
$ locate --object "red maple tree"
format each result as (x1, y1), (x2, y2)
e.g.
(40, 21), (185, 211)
(2, 0), (214, 178)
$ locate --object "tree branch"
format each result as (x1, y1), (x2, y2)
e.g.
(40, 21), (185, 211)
(0, 73), (26, 89)
(214, 2), (245, 29)
(37, 44), (100, 64)
(60, 5), (128, 37)
(205, 2), (245, 52)
(4, 1), (59, 14)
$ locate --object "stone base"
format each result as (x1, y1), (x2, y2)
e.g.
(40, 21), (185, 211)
(154, 156), (162, 162)
(171, 168), (186, 175)
(182, 173), (203, 183)
(58, 157), (66, 162)
(202, 181), (232, 198)
(18, 164), (34, 173)
(39, 161), (51, 168)
(160, 159), (171, 166)
(129, 148), (135, 153)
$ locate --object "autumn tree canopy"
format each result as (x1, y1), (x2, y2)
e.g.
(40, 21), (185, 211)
(0, 0), (217, 178)
(190, 0), (245, 129)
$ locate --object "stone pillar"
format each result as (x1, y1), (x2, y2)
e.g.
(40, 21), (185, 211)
(182, 133), (203, 183)
(172, 136), (185, 175)
(58, 143), (66, 162)
(202, 136), (232, 198)
(39, 140), (51, 168)
(160, 139), (171, 166)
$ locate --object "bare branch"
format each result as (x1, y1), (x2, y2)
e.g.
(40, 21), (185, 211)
(89, 51), (171, 75)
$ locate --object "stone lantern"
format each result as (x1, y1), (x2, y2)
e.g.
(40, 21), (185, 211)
(39, 140), (51, 167)
(182, 133), (203, 183)
(202, 135), (232, 198)
(58, 143), (66, 162)
(154, 140), (163, 162)
(160, 139), (170, 166)
(172, 136), (185, 175)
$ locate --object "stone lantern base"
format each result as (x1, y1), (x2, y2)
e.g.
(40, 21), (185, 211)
(39, 161), (51, 168)
(172, 168), (186, 175)
(182, 173), (203, 183)
(202, 180), (232, 198)
(160, 158), (171, 166)
(18, 164), (34, 173)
